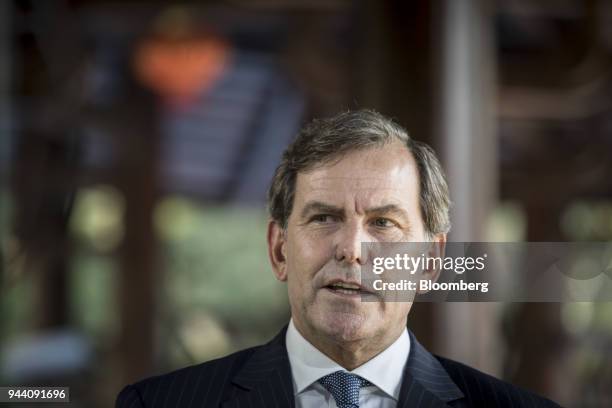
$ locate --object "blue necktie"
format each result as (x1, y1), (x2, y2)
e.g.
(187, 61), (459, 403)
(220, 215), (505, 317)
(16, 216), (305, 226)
(318, 370), (372, 408)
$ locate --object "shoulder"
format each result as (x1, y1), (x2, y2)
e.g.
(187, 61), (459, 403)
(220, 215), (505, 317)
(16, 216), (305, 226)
(115, 346), (260, 408)
(435, 355), (563, 408)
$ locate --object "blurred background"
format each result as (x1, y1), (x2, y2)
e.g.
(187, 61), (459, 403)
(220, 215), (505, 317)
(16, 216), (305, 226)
(1, 0), (612, 406)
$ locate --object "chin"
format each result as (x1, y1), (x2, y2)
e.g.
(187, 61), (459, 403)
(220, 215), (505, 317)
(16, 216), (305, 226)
(316, 311), (371, 343)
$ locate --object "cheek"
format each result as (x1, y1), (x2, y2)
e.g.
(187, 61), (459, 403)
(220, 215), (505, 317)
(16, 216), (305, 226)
(287, 230), (334, 268)
(284, 235), (334, 297)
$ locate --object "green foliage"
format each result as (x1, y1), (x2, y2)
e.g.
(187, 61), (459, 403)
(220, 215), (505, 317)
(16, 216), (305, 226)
(155, 197), (289, 327)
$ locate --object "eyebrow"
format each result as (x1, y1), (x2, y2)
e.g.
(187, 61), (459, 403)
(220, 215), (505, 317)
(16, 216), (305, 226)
(300, 201), (344, 219)
(299, 201), (411, 224)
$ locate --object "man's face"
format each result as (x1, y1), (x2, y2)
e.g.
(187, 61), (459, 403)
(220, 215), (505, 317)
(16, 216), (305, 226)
(268, 141), (437, 346)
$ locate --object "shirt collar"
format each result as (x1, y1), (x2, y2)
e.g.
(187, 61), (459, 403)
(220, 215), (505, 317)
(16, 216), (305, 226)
(285, 318), (410, 400)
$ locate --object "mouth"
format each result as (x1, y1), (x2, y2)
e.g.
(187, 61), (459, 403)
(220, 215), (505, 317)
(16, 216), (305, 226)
(323, 280), (374, 298)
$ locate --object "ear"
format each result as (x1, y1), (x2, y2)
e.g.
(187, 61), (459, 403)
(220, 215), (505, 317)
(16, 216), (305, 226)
(416, 233), (446, 295)
(267, 220), (288, 281)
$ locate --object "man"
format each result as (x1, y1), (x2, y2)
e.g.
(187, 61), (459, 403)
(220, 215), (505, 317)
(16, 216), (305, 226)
(116, 110), (561, 407)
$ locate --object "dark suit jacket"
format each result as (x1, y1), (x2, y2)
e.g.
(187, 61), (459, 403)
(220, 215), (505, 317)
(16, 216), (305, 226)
(116, 326), (562, 408)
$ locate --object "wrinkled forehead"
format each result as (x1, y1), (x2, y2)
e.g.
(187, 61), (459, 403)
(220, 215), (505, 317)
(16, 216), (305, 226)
(293, 144), (420, 210)
(303, 175), (405, 193)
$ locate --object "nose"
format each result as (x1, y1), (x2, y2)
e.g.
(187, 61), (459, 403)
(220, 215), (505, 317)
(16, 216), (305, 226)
(334, 221), (368, 266)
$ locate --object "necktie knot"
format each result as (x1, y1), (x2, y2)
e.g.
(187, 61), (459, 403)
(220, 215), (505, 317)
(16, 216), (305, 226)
(318, 370), (372, 408)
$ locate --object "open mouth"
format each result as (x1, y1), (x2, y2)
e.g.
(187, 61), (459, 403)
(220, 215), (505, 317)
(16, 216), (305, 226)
(324, 282), (371, 296)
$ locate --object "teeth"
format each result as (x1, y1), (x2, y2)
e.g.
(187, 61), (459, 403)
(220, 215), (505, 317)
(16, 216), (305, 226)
(335, 288), (361, 295)
(331, 283), (361, 290)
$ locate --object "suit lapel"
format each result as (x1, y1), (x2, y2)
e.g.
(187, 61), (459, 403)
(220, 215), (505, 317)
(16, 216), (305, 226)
(222, 327), (295, 408)
(397, 330), (464, 408)
(221, 326), (463, 408)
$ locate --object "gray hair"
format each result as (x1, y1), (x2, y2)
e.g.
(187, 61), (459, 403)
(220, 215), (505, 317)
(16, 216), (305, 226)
(267, 109), (451, 236)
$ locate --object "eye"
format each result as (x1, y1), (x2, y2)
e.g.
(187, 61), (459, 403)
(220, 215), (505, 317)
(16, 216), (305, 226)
(372, 217), (395, 228)
(310, 214), (339, 224)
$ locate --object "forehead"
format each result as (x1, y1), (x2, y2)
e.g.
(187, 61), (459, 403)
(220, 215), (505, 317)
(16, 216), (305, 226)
(293, 141), (420, 209)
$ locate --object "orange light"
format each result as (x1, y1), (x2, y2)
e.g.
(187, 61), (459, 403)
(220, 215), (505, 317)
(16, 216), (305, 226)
(133, 36), (229, 108)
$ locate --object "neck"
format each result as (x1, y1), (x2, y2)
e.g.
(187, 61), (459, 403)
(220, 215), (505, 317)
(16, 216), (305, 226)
(293, 319), (405, 371)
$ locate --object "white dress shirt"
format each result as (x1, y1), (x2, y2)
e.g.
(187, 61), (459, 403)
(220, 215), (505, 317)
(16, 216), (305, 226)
(285, 319), (410, 408)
